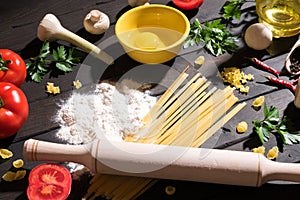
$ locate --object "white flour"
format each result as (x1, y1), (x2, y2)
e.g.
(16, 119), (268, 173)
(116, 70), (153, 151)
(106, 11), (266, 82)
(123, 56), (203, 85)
(54, 80), (157, 175)
(55, 80), (157, 145)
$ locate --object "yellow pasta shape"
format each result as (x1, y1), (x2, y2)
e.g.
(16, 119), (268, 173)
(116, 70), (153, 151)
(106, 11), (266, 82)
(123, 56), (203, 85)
(252, 96), (265, 109)
(46, 82), (60, 94)
(73, 80), (82, 89)
(2, 171), (16, 182)
(165, 186), (176, 195)
(2, 170), (27, 182)
(236, 121), (248, 133)
(14, 170), (27, 180)
(220, 67), (254, 93)
(252, 146), (265, 154)
(267, 146), (279, 160)
(194, 55), (205, 66)
(0, 148), (13, 159)
(13, 159), (24, 168)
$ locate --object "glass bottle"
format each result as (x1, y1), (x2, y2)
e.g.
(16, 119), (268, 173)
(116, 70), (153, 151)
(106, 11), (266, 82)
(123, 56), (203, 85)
(256, 0), (300, 38)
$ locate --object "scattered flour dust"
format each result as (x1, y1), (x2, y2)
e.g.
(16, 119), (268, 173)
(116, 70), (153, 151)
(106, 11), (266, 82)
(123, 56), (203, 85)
(54, 80), (157, 176)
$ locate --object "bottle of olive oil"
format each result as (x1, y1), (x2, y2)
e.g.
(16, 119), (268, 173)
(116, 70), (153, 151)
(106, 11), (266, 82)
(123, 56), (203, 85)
(256, 0), (300, 38)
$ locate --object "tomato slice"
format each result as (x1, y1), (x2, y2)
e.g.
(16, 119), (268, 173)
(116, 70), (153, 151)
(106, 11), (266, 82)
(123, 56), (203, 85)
(172, 0), (204, 10)
(27, 163), (72, 200)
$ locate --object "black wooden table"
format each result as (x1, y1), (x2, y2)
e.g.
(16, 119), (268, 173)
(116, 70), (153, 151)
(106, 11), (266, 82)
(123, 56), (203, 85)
(1, 0), (300, 199)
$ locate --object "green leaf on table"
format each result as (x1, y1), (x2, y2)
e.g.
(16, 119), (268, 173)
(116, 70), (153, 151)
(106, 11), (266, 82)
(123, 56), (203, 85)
(221, 0), (246, 20)
(53, 46), (67, 61)
(253, 104), (300, 145)
(54, 48), (80, 72)
(26, 41), (81, 82)
(253, 120), (270, 144)
(264, 104), (280, 123)
(201, 19), (238, 56)
(277, 117), (300, 145)
(26, 40), (51, 83)
(184, 19), (238, 56)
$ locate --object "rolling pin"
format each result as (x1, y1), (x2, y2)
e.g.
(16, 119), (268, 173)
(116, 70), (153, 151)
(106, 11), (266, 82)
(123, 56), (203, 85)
(23, 139), (300, 186)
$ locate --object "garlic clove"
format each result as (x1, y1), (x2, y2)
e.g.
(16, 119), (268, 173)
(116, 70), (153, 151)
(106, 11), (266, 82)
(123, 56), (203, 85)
(83, 10), (110, 35)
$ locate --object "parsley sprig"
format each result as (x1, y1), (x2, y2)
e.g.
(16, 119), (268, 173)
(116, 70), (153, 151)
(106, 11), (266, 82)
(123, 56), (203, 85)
(26, 41), (81, 83)
(253, 103), (300, 145)
(184, 0), (248, 56)
(184, 19), (238, 56)
(221, 0), (246, 20)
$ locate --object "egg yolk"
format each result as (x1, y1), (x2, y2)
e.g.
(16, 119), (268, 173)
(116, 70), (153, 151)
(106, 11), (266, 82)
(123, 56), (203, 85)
(135, 32), (161, 50)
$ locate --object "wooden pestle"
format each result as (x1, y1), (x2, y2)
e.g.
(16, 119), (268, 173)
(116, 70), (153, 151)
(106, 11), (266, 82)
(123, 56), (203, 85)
(23, 139), (300, 186)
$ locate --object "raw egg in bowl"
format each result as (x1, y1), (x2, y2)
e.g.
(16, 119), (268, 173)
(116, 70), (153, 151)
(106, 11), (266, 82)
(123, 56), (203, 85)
(115, 4), (190, 64)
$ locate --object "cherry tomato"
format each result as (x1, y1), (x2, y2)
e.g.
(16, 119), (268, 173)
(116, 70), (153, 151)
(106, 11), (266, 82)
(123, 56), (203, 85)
(172, 0), (204, 10)
(0, 82), (29, 139)
(27, 163), (72, 200)
(0, 49), (27, 87)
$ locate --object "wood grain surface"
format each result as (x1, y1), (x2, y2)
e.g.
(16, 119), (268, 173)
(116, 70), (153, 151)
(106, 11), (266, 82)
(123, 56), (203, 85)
(1, 0), (300, 199)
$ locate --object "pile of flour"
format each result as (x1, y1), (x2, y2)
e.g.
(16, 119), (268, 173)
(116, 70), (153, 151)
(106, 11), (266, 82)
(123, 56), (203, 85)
(55, 80), (157, 145)
(54, 80), (157, 176)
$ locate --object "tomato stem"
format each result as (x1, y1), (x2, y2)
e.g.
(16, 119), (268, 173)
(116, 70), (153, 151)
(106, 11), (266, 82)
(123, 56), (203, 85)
(0, 53), (11, 71)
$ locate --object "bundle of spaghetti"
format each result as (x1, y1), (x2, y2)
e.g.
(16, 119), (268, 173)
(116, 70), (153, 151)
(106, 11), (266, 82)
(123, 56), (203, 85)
(83, 67), (246, 200)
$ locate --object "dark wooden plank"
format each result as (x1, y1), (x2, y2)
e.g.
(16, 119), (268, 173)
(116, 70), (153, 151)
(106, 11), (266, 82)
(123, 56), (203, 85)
(1, 0), (300, 200)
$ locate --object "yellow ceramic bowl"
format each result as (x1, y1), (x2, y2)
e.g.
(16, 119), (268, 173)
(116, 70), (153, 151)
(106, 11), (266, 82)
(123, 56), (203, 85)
(115, 4), (190, 64)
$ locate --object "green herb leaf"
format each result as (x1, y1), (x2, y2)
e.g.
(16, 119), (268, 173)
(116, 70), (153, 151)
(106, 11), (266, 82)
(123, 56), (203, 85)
(253, 120), (270, 144)
(26, 41), (81, 82)
(253, 104), (300, 145)
(264, 105), (280, 123)
(55, 62), (72, 72)
(26, 41), (51, 82)
(184, 19), (238, 56)
(221, 0), (246, 20)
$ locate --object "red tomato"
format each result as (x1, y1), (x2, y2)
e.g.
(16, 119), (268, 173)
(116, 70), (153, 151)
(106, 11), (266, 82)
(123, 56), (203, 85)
(0, 49), (27, 87)
(172, 0), (204, 10)
(0, 82), (29, 139)
(27, 163), (72, 200)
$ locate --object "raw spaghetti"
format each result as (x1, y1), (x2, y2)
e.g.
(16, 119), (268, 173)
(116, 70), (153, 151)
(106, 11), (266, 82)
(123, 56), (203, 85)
(55, 67), (246, 200)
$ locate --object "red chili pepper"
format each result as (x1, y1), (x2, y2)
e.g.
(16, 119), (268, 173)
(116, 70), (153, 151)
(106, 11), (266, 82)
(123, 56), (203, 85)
(291, 78), (299, 85)
(264, 75), (296, 94)
(250, 57), (281, 77)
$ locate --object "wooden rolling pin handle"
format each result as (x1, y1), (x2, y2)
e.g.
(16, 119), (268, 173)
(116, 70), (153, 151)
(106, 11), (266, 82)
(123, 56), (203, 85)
(23, 139), (93, 167)
(23, 139), (300, 187)
(261, 159), (300, 184)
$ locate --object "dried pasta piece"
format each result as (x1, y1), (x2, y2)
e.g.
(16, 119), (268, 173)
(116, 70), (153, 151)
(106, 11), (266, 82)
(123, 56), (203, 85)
(73, 80), (82, 89)
(236, 121), (248, 133)
(14, 170), (26, 180)
(252, 96), (265, 109)
(13, 159), (24, 168)
(220, 67), (254, 93)
(2, 171), (16, 182)
(2, 170), (27, 182)
(194, 55), (205, 66)
(165, 186), (176, 195)
(267, 146), (279, 160)
(46, 82), (60, 94)
(0, 148), (13, 159)
(252, 146), (265, 154)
